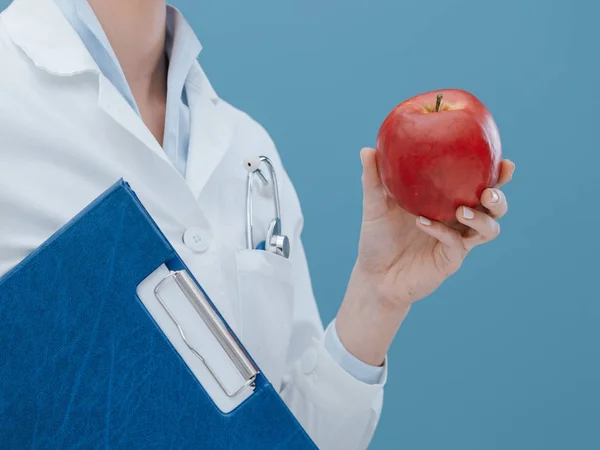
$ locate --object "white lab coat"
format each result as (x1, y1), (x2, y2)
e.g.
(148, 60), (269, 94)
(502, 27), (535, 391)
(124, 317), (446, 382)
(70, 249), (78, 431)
(0, 0), (385, 448)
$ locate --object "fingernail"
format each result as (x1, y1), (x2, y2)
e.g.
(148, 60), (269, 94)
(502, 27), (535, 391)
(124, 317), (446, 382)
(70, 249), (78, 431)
(360, 149), (365, 166)
(463, 207), (475, 219)
(490, 189), (499, 203)
(419, 216), (431, 226)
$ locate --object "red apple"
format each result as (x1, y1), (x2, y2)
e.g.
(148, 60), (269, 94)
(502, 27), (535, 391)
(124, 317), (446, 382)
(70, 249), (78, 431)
(376, 89), (502, 221)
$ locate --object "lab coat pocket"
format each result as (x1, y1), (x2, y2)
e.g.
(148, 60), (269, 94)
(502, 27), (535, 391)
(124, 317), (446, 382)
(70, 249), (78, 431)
(235, 249), (294, 391)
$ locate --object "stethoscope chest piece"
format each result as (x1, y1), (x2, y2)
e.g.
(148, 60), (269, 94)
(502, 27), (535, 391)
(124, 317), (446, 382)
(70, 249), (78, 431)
(266, 218), (290, 258)
(244, 156), (290, 259)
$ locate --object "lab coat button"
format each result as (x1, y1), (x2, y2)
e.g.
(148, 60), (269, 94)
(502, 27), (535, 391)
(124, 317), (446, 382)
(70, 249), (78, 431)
(301, 348), (318, 374)
(182, 227), (210, 253)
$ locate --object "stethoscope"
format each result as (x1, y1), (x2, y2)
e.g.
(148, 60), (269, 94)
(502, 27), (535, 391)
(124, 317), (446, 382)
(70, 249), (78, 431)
(243, 156), (290, 259)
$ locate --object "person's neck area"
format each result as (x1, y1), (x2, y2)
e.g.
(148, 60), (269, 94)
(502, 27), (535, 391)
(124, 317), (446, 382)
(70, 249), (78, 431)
(88, 0), (167, 99)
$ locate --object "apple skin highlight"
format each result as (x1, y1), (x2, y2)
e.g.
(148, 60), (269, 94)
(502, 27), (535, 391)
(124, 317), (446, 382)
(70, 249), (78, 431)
(376, 88), (502, 221)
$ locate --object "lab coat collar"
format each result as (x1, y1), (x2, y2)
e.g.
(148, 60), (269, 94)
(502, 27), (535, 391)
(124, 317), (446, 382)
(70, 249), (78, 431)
(2, 0), (167, 163)
(3, 0), (233, 199)
(2, 0), (99, 76)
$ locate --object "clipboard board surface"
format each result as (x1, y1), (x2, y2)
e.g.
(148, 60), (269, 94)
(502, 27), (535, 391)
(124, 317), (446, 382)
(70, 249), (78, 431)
(0, 180), (317, 450)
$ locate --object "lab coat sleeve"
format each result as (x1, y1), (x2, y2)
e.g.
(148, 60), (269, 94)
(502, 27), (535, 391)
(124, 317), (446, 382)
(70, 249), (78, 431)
(269, 148), (386, 450)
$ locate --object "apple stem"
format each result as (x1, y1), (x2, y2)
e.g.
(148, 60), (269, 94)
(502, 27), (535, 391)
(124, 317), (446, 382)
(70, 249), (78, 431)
(435, 94), (443, 112)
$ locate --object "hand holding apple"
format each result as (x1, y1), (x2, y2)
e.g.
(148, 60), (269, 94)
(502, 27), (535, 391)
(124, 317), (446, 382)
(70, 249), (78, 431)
(335, 90), (515, 367)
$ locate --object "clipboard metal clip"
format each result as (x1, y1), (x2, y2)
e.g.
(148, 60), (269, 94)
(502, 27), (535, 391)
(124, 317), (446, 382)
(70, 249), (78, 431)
(154, 270), (259, 397)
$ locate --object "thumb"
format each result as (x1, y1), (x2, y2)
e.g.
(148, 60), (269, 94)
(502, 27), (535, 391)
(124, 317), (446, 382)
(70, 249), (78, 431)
(360, 147), (388, 220)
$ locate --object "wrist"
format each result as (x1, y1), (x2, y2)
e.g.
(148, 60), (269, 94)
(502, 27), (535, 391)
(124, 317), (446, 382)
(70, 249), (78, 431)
(336, 263), (411, 366)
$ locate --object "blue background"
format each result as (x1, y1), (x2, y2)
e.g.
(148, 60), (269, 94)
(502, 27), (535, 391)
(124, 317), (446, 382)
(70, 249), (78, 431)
(2, 0), (597, 448)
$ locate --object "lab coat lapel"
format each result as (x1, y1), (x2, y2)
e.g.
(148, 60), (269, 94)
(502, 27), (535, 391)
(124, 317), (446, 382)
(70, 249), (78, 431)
(96, 75), (172, 166)
(4, 0), (174, 168)
(185, 62), (236, 199)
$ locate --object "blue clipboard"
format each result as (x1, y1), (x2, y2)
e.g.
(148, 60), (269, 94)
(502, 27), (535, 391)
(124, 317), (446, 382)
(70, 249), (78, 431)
(0, 180), (317, 449)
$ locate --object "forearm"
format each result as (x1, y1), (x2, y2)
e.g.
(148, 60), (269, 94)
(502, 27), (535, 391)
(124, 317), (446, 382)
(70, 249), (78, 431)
(336, 262), (411, 366)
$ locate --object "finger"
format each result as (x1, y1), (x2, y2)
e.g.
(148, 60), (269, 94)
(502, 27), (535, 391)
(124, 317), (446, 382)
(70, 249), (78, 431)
(495, 159), (515, 188)
(456, 206), (501, 250)
(360, 147), (384, 192)
(361, 147), (388, 220)
(480, 188), (508, 219)
(416, 216), (465, 250)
